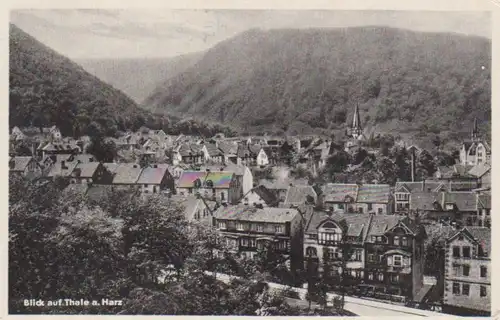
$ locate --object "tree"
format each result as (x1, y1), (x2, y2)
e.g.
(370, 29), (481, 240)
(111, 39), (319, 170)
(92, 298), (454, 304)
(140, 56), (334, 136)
(87, 135), (117, 162)
(375, 157), (397, 185)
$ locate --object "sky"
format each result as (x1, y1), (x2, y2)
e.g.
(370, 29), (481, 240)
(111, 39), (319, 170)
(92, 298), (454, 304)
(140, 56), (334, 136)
(10, 9), (491, 59)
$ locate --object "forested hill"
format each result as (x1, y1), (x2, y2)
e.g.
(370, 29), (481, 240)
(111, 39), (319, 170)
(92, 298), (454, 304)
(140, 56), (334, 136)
(143, 27), (491, 146)
(9, 24), (160, 137)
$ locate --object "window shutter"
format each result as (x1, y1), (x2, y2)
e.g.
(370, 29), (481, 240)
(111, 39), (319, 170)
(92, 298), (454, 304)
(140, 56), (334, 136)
(404, 257), (409, 266)
(388, 256), (393, 266)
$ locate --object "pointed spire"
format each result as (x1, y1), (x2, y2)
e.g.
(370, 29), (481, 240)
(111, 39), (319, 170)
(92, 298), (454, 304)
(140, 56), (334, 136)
(472, 117), (479, 141)
(352, 102), (362, 130)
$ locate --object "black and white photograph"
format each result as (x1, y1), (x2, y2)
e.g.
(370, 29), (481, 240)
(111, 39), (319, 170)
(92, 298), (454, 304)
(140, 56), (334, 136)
(8, 6), (493, 316)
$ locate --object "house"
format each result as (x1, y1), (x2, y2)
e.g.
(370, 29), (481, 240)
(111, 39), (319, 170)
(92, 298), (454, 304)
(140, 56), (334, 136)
(46, 160), (79, 180)
(283, 185), (318, 208)
(322, 183), (393, 215)
(9, 156), (42, 178)
(115, 134), (141, 151)
(176, 171), (240, 204)
(218, 141), (239, 164)
(176, 143), (209, 165)
(69, 162), (111, 185)
(394, 181), (447, 212)
(111, 163), (143, 187)
(240, 185), (280, 207)
(204, 143), (225, 163)
(467, 164), (491, 189)
(200, 163), (253, 196)
(410, 191), (491, 228)
(213, 205), (303, 272)
(136, 164), (175, 195)
(169, 195), (214, 226)
(236, 143), (269, 166)
(443, 227), (491, 316)
(303, 211), (371, 288)
(459, 118), (491, 166)
(38, 141), (81, 158)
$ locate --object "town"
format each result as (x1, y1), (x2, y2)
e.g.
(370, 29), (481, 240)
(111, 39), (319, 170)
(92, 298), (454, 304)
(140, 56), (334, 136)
(9, 104), (491, 316)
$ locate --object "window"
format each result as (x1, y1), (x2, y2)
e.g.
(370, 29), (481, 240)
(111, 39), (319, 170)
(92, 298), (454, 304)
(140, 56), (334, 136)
(480, 286), (487, 297)
(368, 272), (374, 280)
(391, 274), (399, 283)
(367, 254), (376, 263)
(218, 222), (226, 230)
(378, 208), (383, 214)
(338, 203), (344, 209)
(188, 188), (193, 194)
(257, 224), (263, 232)
(462, 246), (471, 259)
(462, 264), (470, 277)
(278, 241), (287, 250)
(236, 223), (244, 231)
(308, 234), (318, 240)
(393, 255), (402, 267)
(377, 273), (384, 281)
(359, 207), (364, 214)
(275, 225), (284, 233)
(241, 238), (248, 246)
(249, 238), (256, 247)
(394, 236), (400, 246)
(452, 246), (460, 258)
(368, 203), (373, 211)
(452, 282), (460, 295)
(452, 264), (460, 276)
(306, 247), (317, 257)
(402, 237), (408, 247)
(458, 235), (464, 241)
(352, 250), (362, 261)
(480, 266), (487, 278)
(462, 284), (470, 296)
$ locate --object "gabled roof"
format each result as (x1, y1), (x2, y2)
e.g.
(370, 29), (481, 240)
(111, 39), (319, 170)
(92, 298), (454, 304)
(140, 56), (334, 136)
(218, 141), (238, 155)
(103, 163), (120, 174)
(447, 227), (491, 256)
(367, 215), (404, 237)
(243, 185), (279, 206)
(467, 164), (491, 178)
(47, 161), (79, 177)
(305, 211), (371, 239)
(442, 192), (477, 211)
(137, 166), (169, 184)
(322, 183), (358, 202)
(410, 192), (442, 211)
(477, 192), (491, 209)
(215, 205), (299, 223)
(112, 163), (142, 184)
(178, 143), (205, 156)
(169, 195), (205, 221)
(357, 184), (391, 204)
(9, 156), (35, 172)
(284, 185), (317, 206)
(73, 162), (100, 178)
(204, 143), (223, 157)
(177, 171), (234, 189)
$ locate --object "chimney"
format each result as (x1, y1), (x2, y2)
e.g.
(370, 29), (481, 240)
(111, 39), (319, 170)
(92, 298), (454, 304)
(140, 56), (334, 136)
(153, 164), (158, 168)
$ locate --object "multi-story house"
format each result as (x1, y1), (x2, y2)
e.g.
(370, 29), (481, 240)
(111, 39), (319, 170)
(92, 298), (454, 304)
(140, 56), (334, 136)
(9, 156), (43, 179)
(174, 143), (209, 165)
(213, 205), (303, 272)
(303, 212), (370, 288)
(395, 181), (449, 213)
(467, 164), (491, 190)
(176, 170), (240, 204)
(363, 215), (426, 302)
(111, 163), (143, 189)
(321, 183), (393, 215)
(136, 164), (176, 195)
(443, 227), (491, 316)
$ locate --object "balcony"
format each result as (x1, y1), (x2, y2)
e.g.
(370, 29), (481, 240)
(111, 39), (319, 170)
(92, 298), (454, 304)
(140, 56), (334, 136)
(387, 266), (411, 274)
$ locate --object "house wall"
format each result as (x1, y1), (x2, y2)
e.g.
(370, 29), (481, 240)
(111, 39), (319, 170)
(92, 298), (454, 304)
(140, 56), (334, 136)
(242, 168), (253, 195)
(324, 202), (390, 214)
(257, 149), (269, 166)
(444, 236), (491, 312)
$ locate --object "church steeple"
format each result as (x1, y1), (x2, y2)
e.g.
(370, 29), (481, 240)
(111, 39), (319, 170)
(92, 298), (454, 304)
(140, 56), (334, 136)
(351, 103), (363, 140)
(471, 117), (480, 142)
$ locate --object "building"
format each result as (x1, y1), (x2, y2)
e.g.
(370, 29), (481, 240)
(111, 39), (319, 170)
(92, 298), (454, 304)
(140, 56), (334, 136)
(69, 161), (112, 185)
(443, 227), (491, 316)
(303, 212), (370, 289)
(9, 156), (42, 178)
(213, 205), (303, 272)
(459, 118), (491, 166)
(175, 143), (209, 165)
(363, 215), (426, 302)
(136, 164), (176, 195)
(321, 183), (393, 215)
(303, 212), (427, 303)
(236, 143), (269, 166)
(283, 185), (318, 208)
(200, 163), (253, 196)
(344, 103), (365, 152)
(169, 195), (214, 226)
(410, 191), (491, 228)
(467, 164), (491, 190)
(111, 163), (143, 187)
(176, 170), (241, 204)
(240, 185), (280, 207)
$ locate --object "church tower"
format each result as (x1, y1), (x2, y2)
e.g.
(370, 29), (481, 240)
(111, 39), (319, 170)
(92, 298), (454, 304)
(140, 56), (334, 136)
(350, 103), (364, 140)
(471, 117), (480, 142)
